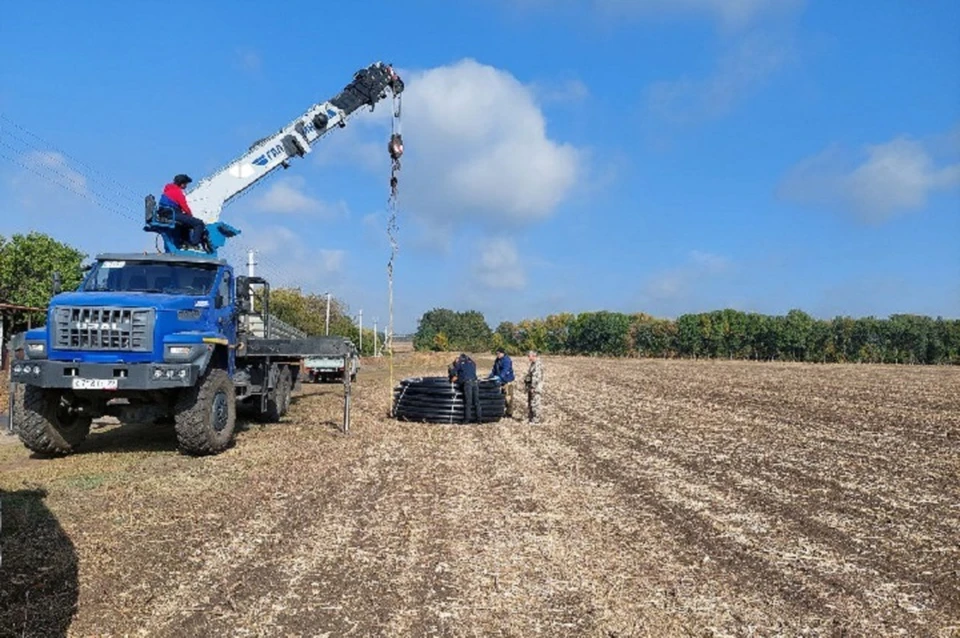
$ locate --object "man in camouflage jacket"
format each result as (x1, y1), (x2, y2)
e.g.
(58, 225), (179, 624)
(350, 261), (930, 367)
(523, 350), (544, 424)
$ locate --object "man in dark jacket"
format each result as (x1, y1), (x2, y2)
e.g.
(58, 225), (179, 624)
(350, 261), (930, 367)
(450, 353), (482, 424)
(489, 348), (516, 418)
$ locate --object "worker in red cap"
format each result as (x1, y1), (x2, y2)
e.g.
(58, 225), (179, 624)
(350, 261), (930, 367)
(159, 174), (208, 250)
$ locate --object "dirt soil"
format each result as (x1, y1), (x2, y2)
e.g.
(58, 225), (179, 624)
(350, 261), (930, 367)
(1, 354), (958, 637)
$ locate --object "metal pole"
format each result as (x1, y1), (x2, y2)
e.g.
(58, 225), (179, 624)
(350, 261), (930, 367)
(358, 309), (363, 355)
(342, 354), (351, 434)
(325, 292), (331, 336)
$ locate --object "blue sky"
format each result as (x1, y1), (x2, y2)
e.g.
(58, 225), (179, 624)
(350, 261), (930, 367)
(1, 0), (957, 333)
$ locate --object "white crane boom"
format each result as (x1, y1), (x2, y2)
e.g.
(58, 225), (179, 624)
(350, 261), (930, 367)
(186, 62), (404, 223)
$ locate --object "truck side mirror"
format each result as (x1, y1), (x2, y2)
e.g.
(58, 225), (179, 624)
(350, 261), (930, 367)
(144, 194), (156, 223)
(52, 272), (62, 295)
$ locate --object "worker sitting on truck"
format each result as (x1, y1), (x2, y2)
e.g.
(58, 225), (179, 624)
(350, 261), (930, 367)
(159, 174), (210, 251)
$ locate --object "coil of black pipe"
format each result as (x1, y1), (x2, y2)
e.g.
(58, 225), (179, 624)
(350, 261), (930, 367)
(392, 376), (505, 423)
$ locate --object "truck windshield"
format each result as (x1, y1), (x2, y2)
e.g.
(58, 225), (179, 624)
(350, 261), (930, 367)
(82, 260), (219, 295)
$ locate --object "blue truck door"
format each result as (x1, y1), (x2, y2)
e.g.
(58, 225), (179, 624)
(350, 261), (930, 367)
(214, 268), (237, 374)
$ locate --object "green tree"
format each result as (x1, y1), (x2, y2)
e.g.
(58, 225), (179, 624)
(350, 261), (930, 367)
(782, 309), (813, 361)
(448, 310), (493, 352)
(516, 318), (548, 354)
(0, 232), (86, 330)
(493, 321), (521, 355)
(413, 308), (492, 352)
(675, 314), (702, 358)
(543, 313), (575, 354)
(569, 311), (631, 356)
(413, 308), (458, 351)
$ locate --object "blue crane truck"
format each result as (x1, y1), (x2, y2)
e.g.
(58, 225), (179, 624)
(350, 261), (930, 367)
(9, 253), (356, 455)
(7, 61), (404, 455)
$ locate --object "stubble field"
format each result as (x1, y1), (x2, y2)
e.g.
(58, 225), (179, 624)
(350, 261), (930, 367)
(1, 353), (958, 637)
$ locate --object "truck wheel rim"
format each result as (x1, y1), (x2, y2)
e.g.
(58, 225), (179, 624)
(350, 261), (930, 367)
(212, 391), (229, 432)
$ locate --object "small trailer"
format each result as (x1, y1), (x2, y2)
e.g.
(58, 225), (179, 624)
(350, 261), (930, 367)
(306, 345), (359, 383)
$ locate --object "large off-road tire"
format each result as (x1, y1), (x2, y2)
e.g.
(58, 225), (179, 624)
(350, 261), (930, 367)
(173, 368), (236, 456)
(15, 385), (92, 456)
(261, 366), (292, 422)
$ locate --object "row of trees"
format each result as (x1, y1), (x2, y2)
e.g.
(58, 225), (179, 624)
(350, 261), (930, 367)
(413, 307), (960, 365)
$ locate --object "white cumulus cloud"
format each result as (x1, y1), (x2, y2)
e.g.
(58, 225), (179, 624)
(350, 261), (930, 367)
(473, 237), (527, 290)
(401, 59), (580, 225)
(251, 176), (348, 218)
(778, 132), (960, 222)
(313, 58), (582, 248)
(222, 224), (346, 292)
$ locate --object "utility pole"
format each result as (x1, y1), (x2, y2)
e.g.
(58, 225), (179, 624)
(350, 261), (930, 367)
(358, 309), (363, 355)
(325, 292), (331, 336)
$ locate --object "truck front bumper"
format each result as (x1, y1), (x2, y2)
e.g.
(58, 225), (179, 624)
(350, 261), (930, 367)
(10, 360), (200, 391)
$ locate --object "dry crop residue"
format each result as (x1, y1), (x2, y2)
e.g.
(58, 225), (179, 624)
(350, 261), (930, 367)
(0, 355), (958, 637)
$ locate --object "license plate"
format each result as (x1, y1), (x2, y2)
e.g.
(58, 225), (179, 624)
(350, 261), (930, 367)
(71, 378), (118, 391)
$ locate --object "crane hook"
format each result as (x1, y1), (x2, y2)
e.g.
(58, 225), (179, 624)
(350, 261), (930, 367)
(388, 134), (404, 161)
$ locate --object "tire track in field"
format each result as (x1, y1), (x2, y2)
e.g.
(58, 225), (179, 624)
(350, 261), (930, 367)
(543, 399), (855, 634)
(578, 362), (960, 543)
(125, 391), (389, 636)
(261, 422), (467, 636)
(497, 385), (839, 633)
(558, 395), (956, 630)
(607, 363), (960, 559)
(422, 417), (699, 636)
(155, 387), (466, 637)
(543, 358), (949, 635)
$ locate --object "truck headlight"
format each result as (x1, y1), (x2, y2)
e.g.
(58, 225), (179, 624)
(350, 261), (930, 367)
(13, 364), (22, 374)
(25, 342), (46, 359)
(164, 344), (202, 362)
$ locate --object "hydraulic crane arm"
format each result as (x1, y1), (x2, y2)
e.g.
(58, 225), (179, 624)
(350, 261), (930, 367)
(186, 62), (404, 224)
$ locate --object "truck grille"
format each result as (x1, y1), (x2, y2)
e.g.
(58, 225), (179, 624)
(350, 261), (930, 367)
(54, 306), (154, 352)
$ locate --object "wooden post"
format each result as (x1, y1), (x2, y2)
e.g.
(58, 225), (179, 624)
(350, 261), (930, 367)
(342, 354), (352, 434)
